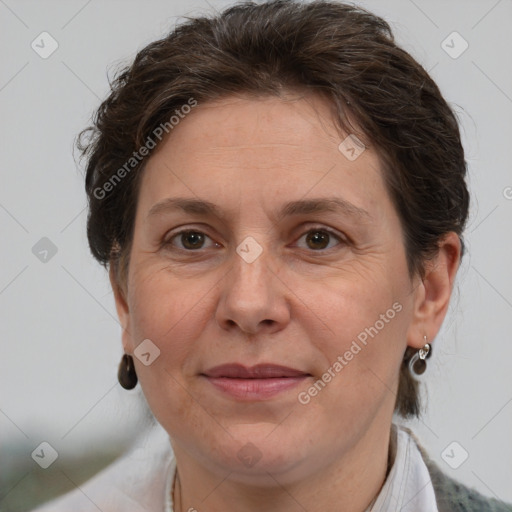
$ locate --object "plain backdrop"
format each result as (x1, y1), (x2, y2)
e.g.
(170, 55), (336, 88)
(1, 0), (511, 508)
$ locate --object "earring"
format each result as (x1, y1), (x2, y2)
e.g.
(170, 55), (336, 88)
(408, 336), (432, 381)
(118, 354), (138, 389)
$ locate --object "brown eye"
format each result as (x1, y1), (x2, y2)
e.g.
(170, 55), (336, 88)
(305, 231), (330, 250)
(165, 230), (217, 251)
(181, 231), (205, 249)
(295, 228), (344, 251)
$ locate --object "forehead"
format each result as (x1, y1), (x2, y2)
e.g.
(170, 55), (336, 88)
(137, 94), (387, 218)
(153, 93), (352, 155)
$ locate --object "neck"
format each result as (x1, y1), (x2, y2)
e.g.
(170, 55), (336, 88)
(171, 420), (395, 512)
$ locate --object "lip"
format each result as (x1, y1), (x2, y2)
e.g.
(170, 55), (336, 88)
(201, 364), (311, 400)
(203, 363), (309, 379)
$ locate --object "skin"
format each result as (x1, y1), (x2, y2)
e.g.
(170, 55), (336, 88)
(111, 92), (461, 511)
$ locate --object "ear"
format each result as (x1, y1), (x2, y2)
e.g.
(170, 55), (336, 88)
(406, 232), (462, 349)
(109, 264), (133, 353)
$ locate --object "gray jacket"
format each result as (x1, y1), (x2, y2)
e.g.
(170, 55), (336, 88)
(409, 427), (512, 512)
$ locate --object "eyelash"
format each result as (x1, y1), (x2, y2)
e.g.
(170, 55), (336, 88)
(162, 225), (347, 253)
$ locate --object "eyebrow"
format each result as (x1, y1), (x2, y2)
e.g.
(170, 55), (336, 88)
(146, 196), (371, 222)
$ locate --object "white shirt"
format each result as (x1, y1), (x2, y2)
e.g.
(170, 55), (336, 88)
(32, 423), (438, 511)
(368, 424), (438, 512)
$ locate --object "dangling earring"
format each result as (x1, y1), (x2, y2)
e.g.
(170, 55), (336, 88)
(408, 336), (432, 381)
(118, 354), (138, 389)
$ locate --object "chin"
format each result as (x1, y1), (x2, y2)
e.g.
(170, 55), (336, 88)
(205, 427), (312, 482)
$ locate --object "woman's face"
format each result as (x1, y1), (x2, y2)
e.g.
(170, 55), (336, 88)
(115, 93), (429, 482)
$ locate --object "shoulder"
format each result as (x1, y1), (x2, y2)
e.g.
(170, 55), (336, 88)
(30, 426), (174, 512)
(401, 426), (512, 512)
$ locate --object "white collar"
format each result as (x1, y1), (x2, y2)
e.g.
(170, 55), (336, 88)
(367, 424), (438, 512)
(164, 453), (175, 512)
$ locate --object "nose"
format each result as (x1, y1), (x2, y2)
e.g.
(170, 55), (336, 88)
(215, 243), (291, 336)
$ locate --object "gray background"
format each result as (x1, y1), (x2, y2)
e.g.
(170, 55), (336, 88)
(1, 0), (511, 509)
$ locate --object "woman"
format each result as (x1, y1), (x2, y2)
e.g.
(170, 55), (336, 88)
(33, 0), (512, 510)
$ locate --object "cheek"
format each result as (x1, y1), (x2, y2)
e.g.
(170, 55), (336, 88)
(125, 264), (212, 385)
(309, 262), (405, 344)
(125, 266), (215, 436)
(302, 258), (411, 402)
(128, 261), (205, 334)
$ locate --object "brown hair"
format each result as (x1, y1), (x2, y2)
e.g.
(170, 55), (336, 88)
(79, 0), (469, 418)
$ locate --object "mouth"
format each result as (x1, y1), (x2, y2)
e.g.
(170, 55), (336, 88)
(201, 363), (311, 400)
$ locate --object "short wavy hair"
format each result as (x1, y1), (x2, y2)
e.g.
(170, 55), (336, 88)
(78, 0), (470, 418)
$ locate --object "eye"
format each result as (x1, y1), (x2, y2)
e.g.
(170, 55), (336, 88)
(163, 227), (345, 253)
(165, 230), (219, 251)
(295, 228), (345, 251)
